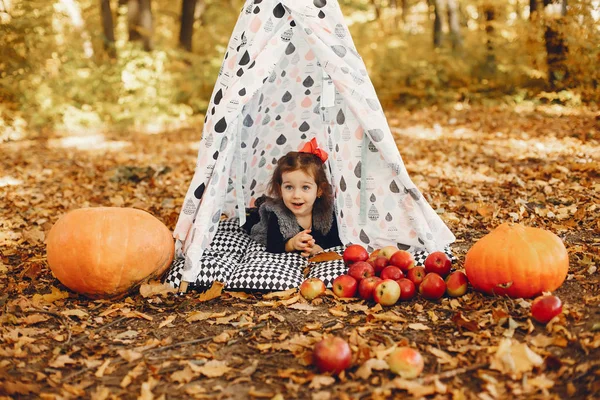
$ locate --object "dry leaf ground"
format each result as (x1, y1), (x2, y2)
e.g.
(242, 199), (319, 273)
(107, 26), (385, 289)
(1, 104), (599, 399)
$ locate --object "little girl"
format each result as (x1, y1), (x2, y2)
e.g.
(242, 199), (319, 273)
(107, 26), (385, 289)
(248, 138), (342, 257)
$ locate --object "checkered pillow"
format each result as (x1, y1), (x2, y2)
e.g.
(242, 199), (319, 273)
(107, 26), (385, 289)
(216, 217), (246, 233)
(163, 258), (185, 288)
(206, 221), (251, 256)
(227, 246), (306, 291)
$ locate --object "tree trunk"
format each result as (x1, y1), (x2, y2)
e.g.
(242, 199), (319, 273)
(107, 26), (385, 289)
(128, 0), (153, 51)
(483, 4), (496, 73)
(389, 0), (401, 28)
(179, 0), (197, 52)
(100, 0), (116, 57)
(401, 0), (409, 24)
(370, 0), (381, 20)
(530, 0), (538, 18)
(447, 0), (463, 51)
(431, 0), (443, 48)
(543, 0), (569, 88)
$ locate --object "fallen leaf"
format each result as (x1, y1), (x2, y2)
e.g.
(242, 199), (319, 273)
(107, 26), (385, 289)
(159, 315), (176, 328)
(139, 376), (157, 400)
(309, 375), (336, 389)
(302, 322), (322, 332)
(197, 281), (224, 302)
(329, 308), (348, 317)
(355, 358), (389, 380)
(247, 387), (275, 398)
(526, 374), (555, 390)
(170, 366), (195, 383)
(224, 291), (253, 299)
(308, 252), (343, 263)
(186, 311), (227, 323)
(114, 330), (139, 342)
(280, 294), (301, 306)
(91, 385), (111, 400)
(32, 287), (69, 304)
(184, 385), (207, 396)
(452, 312), (480, 332)
(139, 281), (177, 298)
(188, 359), (231, 377)
(346, 303), (369, 313)
(392, 378), (437, 397)
(490, 338), (543, 378)
(61, 309), (89, 319)
(288, 303), (319, 311)
(95, 359), (111, 378)
(20, 263), (43, 280)
(117, 349), (143, 363)
(240, 360), (259, 376)
(49, 354), (77, 368)
(213, 331), (233, 343)
(0, 381), (40, 395)
(120, 362), (145, 388)
(368, 311), (406, 323)
(427, 346), (458, 368)
(21, 314), (50, 325)
(22, 227), (44, 244)
(263, 288), (297, 300)
(408, 323), (430, 331)
(529, 334), (555, 348)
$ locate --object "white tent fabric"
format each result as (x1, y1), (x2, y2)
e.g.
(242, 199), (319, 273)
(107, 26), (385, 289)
(173, 0), (455, 283)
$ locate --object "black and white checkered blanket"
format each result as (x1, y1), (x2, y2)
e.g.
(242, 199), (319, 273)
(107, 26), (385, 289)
(164, 218), (454, 292)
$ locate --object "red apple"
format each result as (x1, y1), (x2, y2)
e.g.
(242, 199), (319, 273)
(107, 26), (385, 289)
(445, 271), (468, 297)
(373, 279), (401, 306)
(531, 295), (563, 324)
(358, 276), (382, 301)
(332, 274), (358, 298)
(424, 251), (452, 277)
(299, 278), (327, 300)
(372, 256), (389, 276)
(389, 250), (415, 272)
(396, 278), (416, 301)
(406, 266), (426, 288)
(379, 246), (399, 260)
(380, 265), (404, 281)
(343, 244), (369, 265)
(312, 336), (352, 374)
(419, 273), (446, 300)
(367, 249), (381, 263)
(347, 261), (375, 281)
(386, 347), (424, 379)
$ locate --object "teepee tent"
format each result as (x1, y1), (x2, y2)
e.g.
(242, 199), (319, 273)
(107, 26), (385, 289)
(173, 0), (455, 285)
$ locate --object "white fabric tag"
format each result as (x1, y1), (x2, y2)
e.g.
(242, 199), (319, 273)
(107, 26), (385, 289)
(321, 71), (335, 108)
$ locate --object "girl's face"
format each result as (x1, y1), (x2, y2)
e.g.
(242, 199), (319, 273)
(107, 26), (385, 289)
(280, 169), (321, 219)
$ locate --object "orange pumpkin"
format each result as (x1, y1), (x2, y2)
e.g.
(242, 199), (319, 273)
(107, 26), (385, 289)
(464, 223), (569, 298)
(46, 207), (174, 299)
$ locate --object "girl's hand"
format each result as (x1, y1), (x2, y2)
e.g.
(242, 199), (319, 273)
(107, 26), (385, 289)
(309, 244), (324, 256)
(287, 229), (314, 256)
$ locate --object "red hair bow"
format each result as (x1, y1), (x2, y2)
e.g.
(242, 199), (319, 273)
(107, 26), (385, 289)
(299, 138), (328, 163)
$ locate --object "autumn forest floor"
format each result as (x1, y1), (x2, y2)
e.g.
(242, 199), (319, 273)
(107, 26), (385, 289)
(1, 104), (599, 399)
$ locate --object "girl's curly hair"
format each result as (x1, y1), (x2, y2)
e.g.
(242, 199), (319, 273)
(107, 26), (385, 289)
(268, 151), (334, 211)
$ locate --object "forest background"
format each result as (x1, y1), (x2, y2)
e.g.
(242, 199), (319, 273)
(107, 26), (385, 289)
(1, 0), (598, 141)
(1, 1), (599, 398)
